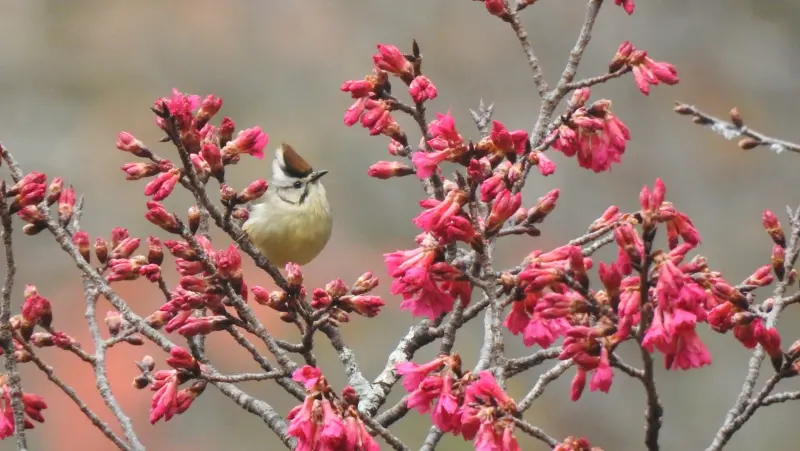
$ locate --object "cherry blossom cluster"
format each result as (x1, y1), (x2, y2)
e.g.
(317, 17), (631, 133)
(397, 354), (523, 450)
(288, 366), (379, 451)
(0, 376), (46, 440)
(2, 1), (800, 450)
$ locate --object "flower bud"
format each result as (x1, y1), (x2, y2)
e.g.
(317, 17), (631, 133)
(133, 375), (150, 390)
(232, 208), (249, 221)
(121, 162), (160, 180)
(110, 227), (129, 250)
(367, 161), (415, 179)
(772, 244), (785, 280)
(140, 355), (156, 372)
(325, 279), (349, 298)
(145, 201), (182, 234)
(46, 177), (63, 205)
(219, 117), (235, 148)
(147, 236), (164, 266)
(166, 346), (199, 372)
(73, 230), (91, 263)
(237, 180), (268, 203)
(526, 188), (559, 224)
(116, 131), (151, 158)
(201, 142), (224, 180)
(219, 184), (237, 204)
(351, 271), (379, 295)
(312, 288), (332, 309)
(280, 312), (297, 323)
(762, 210), (786, 248)
(286, 263), (304, 287)
(105, 311), (122, 336)
(95, 237), (109, 264)
(195, 95), (222, 129)
(145, 311), (172, 330)
(110, 237), (141, 260)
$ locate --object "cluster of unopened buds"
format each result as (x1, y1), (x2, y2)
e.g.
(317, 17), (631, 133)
(0, 375), (47, 439)
(116, 88), (270, 229)
(131, 348), (207, 424)
(3, 172), (76, 235)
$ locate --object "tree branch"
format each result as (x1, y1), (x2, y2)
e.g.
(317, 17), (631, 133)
(0, 179), (29, 450)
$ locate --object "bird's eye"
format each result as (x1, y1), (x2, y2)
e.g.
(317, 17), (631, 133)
(292, 181), (302, 189)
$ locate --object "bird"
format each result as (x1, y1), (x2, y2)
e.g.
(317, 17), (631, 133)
(242, 142), (332, 267)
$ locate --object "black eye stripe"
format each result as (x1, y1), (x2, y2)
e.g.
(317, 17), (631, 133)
(299, 183), (311, 204)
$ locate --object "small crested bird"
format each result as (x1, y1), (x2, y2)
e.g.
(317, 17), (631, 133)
(242, 143), (333, 266)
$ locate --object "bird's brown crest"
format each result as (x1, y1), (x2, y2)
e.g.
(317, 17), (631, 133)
(279, 142), (313, 178)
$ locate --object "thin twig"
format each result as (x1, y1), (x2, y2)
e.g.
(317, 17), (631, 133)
(360, 413), (408, 451)
(517, 360), (573, 412)
(759, 390), (800, 407)
(637, 228), (662, 451)
(202, 371), (286, 383)
(225, 327), (305, 401)
(83, 277), (144, 450)
(505, 1), (549, 97)
(707, 373), (784, 451)
(674, 103), (800, 154)
(0, 179), (29, 450)
(374, 395), (410, 428)
(20, 340), (131, 451)
(503, 346), (562, 378)
(512, 417), (559, 448)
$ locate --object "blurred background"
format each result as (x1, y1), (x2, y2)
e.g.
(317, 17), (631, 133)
(2, 1), (800, 450)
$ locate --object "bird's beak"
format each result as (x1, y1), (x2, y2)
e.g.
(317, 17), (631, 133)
(309, 170), (329, 182)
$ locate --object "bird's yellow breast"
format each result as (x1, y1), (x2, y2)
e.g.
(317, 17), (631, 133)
(242, 195), (333, 266)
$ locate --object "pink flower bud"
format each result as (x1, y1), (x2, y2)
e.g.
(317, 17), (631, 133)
(367, 161), (415, 179)
(527, 188), (559, 224)
(312, 288), (332, 309)
(105, 311), (123, 336)
(121, 162), (160, 181)
(222, 126), (268, 160)
(216, 244), (242, 281)
(325, 279), (349, 298)
(177, 316), (232, 337)
(351, 271), (379, 295)
(110, 237), (141, 260)
(286, 263), (303, 287)
(116, 131), (151, 158)
(485, 189), (522, 236)
(73, 230), (91, 263)
(144, 167), (181, 201)
(166, 346), (199, 372)
(95, 237), (109, 264)
(614, 0), (635, 15)
(762, 210), (786, 248)
(145, 201), (182, 234)
(372, 44), (413, 81)
(46, 177), (63, 205)
(110, 227), (129, 250)
(195, 95), (222, 128)
(147, 236), (164, 266)
(408, 76), (438, 103)
(22, 285), (52, 328)
(201, 142), (224, 179)
(237, 180), (268, 202)
(484, 0), (508, 19)
(346, 295), (385, 317)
